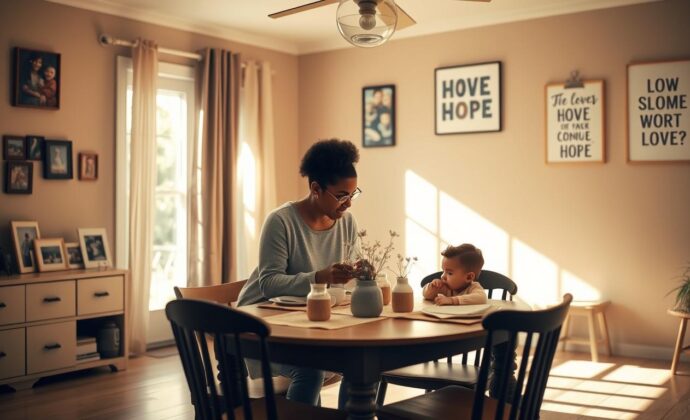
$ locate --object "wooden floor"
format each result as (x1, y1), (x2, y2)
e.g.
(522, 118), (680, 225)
(1, 350), (688, 419)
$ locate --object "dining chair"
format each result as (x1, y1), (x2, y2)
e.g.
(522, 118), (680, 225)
(173, 279), (248, 305)
(376, 270), (518, 406)
(166, 298), (346, 420)
(377, 293), (573, 420)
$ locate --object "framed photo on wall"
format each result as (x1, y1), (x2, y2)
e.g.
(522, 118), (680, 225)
(11, 221), (41, 273)
(545, 80), (605, 163)
(5, 161), (33, 194)
(78, 228), (112, 268)
(435, 61), (502, 135)
(13, 47), (60, 109)
(43, 139), (73, 179)
(34, 238), (67, 272)
(3, 135), (26, 160)
(363, 85), (395, 147)
(26, 135), (44, 160)
(627, 58), (690, 163)
(79, 152), (98, 180)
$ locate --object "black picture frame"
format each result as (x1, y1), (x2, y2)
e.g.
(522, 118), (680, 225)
(43, 139), (73, 179)
(434, 61), (503, 135)
(362, 84), (395, 148)
(26, 135), (45, 161)
(3, 135), (27, 160)
(13, 47), (61, 109)
(5, 161), (33, 194)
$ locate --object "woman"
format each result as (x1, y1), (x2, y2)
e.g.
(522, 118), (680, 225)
(237, 138), (361, 407)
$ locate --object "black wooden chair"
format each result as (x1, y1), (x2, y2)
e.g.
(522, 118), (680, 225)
(376, 270), (518, 406)
(166, 298), (345, 420)
(377, 294), (573, 420)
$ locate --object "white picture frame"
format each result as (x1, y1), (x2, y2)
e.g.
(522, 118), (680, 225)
(10, 220), (41, 273)
(435, 61), (502, 135)
(64, 241), (84, 269)
(34, 238), (67, 272)
(545, 80), (606, 163)
(627, 58), (690, 163)
(78, 228), (112, 268)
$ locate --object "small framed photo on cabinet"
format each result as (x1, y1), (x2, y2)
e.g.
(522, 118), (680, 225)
(34, 238), (67, 272)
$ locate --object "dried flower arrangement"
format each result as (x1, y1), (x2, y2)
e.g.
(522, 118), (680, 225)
(391, 254), (418, 279)
(348, 229), (398, 280)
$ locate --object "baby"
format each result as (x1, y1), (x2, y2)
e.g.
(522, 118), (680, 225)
(423, 243), (488, 306)
(40, 66), (57, 106)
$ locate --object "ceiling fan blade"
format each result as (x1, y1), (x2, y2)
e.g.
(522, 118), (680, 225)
(269, 0), (339, 19)
(395, 3), (416, 30)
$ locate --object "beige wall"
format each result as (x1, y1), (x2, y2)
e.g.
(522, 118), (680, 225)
(0, 0), (299, 256)
(298, 0), (690, 355)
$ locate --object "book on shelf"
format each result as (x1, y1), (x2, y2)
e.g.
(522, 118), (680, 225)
(77, 335), (97, 345)
(77, 341), (98, 355)
(76, 352), (101, 362)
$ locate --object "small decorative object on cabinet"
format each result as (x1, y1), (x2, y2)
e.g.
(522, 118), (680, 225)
(0, 268), (129, 390)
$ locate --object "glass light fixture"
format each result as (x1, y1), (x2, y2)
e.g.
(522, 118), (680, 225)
(336, 0), (398, 48)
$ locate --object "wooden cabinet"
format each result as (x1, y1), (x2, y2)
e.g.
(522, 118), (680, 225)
(0, 269), (128, 390)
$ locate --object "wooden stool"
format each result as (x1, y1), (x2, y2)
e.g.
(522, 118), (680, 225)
(668, 309), (690, 375)
(559, 300), (611, 362)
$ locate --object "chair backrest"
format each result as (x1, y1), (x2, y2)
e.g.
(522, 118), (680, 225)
(166, 299), (278, 420)
(174, 279), (248, 305)
(420, 270), (518, 301)
(472, 294), (573, 420)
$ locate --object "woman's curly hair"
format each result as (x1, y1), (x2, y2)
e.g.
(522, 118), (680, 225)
(299, 139), (359, 187)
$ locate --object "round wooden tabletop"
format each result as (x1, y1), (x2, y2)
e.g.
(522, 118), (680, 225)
(239, 299), (529, 347)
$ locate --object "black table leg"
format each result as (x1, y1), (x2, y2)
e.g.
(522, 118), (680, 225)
(489, 339), (518, 398)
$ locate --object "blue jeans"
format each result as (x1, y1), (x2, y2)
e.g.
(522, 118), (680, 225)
(276, 364), (325, 405)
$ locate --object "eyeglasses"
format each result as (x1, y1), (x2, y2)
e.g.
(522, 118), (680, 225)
(325, 187), (362, 204)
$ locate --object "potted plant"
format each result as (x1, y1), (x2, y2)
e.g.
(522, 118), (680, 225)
(669, 264), (690, 312)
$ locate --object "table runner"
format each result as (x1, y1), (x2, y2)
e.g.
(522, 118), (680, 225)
(332, 300), (484, 325)
(263, 310), (385, 330)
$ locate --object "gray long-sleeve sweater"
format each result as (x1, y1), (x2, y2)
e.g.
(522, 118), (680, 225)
(237, 202), (358, 307)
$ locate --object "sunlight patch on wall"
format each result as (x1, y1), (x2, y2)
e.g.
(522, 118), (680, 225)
(404, 170), (437, 234)
(405, 218), (440, 296)
(561, 269), (601, 301)
(439, 191), (509, 274)
(512, 238), (559, 306)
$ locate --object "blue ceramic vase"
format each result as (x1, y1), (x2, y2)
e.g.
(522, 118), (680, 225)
(350, 279), (383, 318)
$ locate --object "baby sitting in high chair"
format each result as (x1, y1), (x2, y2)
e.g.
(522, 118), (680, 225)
(422, 243), (488, 306)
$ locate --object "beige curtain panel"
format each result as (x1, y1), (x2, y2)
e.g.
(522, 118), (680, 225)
(189, 48), (241, 287)
(128, 39), (158, 355)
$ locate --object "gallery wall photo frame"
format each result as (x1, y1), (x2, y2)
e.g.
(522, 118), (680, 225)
(43, 139), (73, 179)
(5, 161), (33, 194)
(435, 61), (502, 135)
(79, 152), (98, 180)
(3, 135), (26, 160)
(34, 238), (67, 272)
(78, 228), (112, 268)
(26, 135), (44, 161)
(545, 77), (606, 164)
(10, 220), (41, 274)
(627, 58), (690, 163)
(13, 47), (61, 110)
(362, 84), (395, 148)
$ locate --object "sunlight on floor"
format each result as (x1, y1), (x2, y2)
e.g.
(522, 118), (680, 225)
(542, 360), (671, 419)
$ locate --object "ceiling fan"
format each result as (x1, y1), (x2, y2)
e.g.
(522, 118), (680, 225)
(269, 0), (492, 48)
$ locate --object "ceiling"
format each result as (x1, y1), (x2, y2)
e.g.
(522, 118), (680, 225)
(46, 0), (659, 55)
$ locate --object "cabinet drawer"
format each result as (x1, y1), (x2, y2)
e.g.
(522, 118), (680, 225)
(78, 276), (123, 315)
(0, 285), (25, 326)
(26, 281), (76, 322)
(27, 321), (75, 374)
(0, 328), (26, 380)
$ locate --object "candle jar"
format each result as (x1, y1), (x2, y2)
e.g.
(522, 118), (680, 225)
(307, 283), (331, 321)
(392, 276), (414, 313)
(377, 273), (392, 306)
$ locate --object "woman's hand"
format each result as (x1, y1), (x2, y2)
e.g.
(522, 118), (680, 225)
(315, 263), (354, 285)
(434, 294), (454, 306)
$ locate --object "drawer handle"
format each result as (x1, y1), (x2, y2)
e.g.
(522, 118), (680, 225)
(44, 343), (62, 350)
(94, 291), (110, 297)
(43, 296), (62, 303)
(0, 351), (6, 358)
(0, 302), (6, 308)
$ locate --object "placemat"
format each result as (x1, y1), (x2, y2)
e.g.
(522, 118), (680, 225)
(258, 301), (351, 312)
(332, 301), (483, 325)
(264, 310), (385, 330)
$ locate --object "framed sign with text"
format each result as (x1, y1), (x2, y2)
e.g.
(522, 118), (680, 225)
(435, 61), (502, 135)
(545, 80), (605, 163)
(627, 59), (690, 163)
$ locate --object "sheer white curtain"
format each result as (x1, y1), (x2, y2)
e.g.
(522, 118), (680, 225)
(236, 61), (276, 279)
(128, 40), (158, 355)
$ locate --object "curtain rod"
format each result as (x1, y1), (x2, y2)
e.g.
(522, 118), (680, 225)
(99, 34), (203, 61)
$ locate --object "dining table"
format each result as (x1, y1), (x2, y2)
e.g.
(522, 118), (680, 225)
(237, 299), (530, 420)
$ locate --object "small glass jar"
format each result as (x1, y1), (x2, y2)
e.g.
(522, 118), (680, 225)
(376, 273), (392, 305)
(307, 283), (331, 321)
(392, 276), (414, 313)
